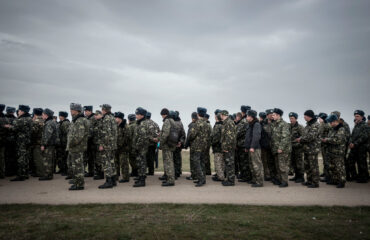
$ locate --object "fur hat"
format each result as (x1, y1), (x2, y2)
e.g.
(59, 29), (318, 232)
(18, 105), (30, 113)
(240, 105), (251, 113)
(304, 110), (315, 119)
(33, 108), (43, 116)
(289, 112), (298, 119)
(273, 108), (283, 116)
(70, 103), (82, 112)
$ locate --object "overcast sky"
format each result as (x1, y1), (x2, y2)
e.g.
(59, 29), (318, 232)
(0, 0), (369, 127)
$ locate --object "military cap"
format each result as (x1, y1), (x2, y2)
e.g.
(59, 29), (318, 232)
(289, 112), (298, 119)
(354, 110), (365, 117)
(266, 109), (274, 115)
(241, 105), (251, 113)
(326, 114), (338, 123)
(169, 110), (176, 119)
(33, 108), (43, 116)
(100, 104), (111, 110)
(59, 111), (68, 118)
(18, 105), (30, 113)
(318, 112), (328, 120)
(95, 110), (102, 115)
(70, 103), (82, 111)
(214, 109), (222, 115)
(331, 111), (341, 118)
(259, 112), (267, 119)
(160, 108), (169, 116)
(128, 114), (136, 121)
(273, 108), (283, 116)
(204, 113), (210, 119)
(114, 112), (125, 119)
(247, 110), (257, 118)
(220, 110), (229, 116)
(231, 114), (236, 120)
(43, 108), (54, 117)
(0, 104), (5, 112)
(197, 107), (207, 117)
(304, 110), (315, 118)
(83, 106), (93, 112)
(146, 111), (152, 119)
(6, 106), (16, 114)
(135, 107), (147, 116)
(174, 111), (180, 119)
(191, 112), (198, 120)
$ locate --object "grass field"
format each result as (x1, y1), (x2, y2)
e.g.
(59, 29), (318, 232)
(0, 204), (369, 240)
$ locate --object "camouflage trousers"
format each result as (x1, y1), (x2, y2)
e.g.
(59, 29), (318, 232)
(348, 147), (369, 181)
(115, 151), (130, 181)
(68, 152), (85, 187)
(266, 148), (277, 180)
(223, 151), (235, 183)
(189, 149), (196, 179)
(193, 151), (205, 183)
(146, 145), (156, 175)
(98, 150), (116, 178)
(261, 149), (271, 179)
(304, 153), (320, 185)
(32, 145), (44, 177)
(129, 152), (137, 175)
(56, 145), (68, 174)
(236, 148), (251, 180)
(0, 146), (4, 178)
(321, 146), (329, 178)
(249, 149), (264, 185)
(42, 146), (55, 178)
(16, 144), (29, 178)
(163, 150), (175, 184)
(173, 147), (182, 176)
(136, 149), (147, 177)
(84, 143), (96, 175)
(213, 152), (225, 181)
(204, 147), (211, 175)
(327, 153), (346, 184)
(274, 152), (289, 183)
(291, 147), (304, 178)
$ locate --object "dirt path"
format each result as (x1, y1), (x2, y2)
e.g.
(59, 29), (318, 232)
(0, 173), (369, 206)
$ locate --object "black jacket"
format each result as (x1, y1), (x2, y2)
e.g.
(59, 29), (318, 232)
(244, 119), (262, 149)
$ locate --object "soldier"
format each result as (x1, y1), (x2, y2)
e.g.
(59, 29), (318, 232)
(288, 112), (304, 183)
(348, 110), (369, 183)
(259, 112), (271, 181)
(188, 107), (209, 187)
(264, 109), (276, 183)
(57, 111), (70, 176)
(93, 110), (104, 180)
(184, 112), (198, 181)
(173, 111), (186, 178)
(127, 114), (138, 177)
(4, 106), (17, 176)
(66, 103), (89, 190)
(83, 106), (96, 177)
(322, 114), (347, 188)
(235, 112), (250, 182)
(132, 107), (149, 187)
(318, 113), (331, 182)
(146, 112), (160, 176)
(296, 110), (321, 188)
(0, 104), (6, 178)
(204, 113), (212, 176)
(270, 108), (291, 187)
(220, 110), (237, 186)
(4, 105), (33, 181)
(211, 109), (224, 182)
(30, 108), (44, 178)
(96, 104), (117, 189)
(114, 112), (130, 183)
(39, 108), (58, 180)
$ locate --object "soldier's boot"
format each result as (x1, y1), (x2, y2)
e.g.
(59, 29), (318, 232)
(98, 177), (113, 189)
(84, 172), (93, 177)
(119, 179), (129, 183)
(161, 182), (174, 187)
(39, 176), (53, 181)
(69, 179), (74, 184)
(336, 182), (345, 188)
(65, 176), (72, 180)
(130, 169), (138, 177)
(93, 172), (104, 180)
(186, 176), (194, 180)
(10, 176), (26, 181)
(289, 176), (297, 181)
(69, 185), (84, 191)
(111, 176), (117, 187)
(278, 181), (288, 188)
(195, 180), (206, 187)
(251, 183), (263, 187)
(307, 183), (319, 188)
(133, 176), (145, 187)
(221, 181), (235, 187)
(158, 174), (167, 181)
(272, 178), (281, 185)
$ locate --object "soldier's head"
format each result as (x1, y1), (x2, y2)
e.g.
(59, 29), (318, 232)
(265, 109), (274, 121)
(160, 108), (169, 119)
(0, 104), (5, 113)
(331, 111), (341, 119)
(235, 112), (242, 122)
(128, 114), (136, 123)
(326, 114), (339, 127)
(220, 110), (229, 121)
(169, 111), (176, 119)
(214, 109), (222, 122)
(135, 107), (147, 120)
(33, 108), (43, 119)
(272, 108), (283, 121)
(354, 110), (365, 124)
(191, 112), (198, 122)
(259, 112), (266, 122)
(100, 104), (111, 115)
(146, 112), (152, 120)
(70, 103), (82, 117)
(240, 105), (251, 117)
(84, 106), (93, 117)
(6, 106), (16, 116)
(42, 108), (54, 120)
(318, 113), (328, 124)
(59, 111), (68, 121)
(197, 107), (207, 119)
(204, 113), (210, 120)
(303, 110), (316, 122)
(95, 110), (102, 120)
(17, 105), (30, 117)
(114, 112), (124, 124)
(246, 110), (257, 122)
(289, 112), (298, 125)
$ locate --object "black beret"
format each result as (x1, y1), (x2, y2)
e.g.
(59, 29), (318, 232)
(191, 112), (198, 120)
(33, 108), (43, 116)
(114, 112), (125, 119)
(197, 107), (207, 117)
(43, 108), (54, 117)
(354, 110), (365, 117)
(84, 106), (93, 112)
(18, 105), (30, 113)
(265, 109), (273, 115)
(169, 110), (176, 118)
(304, 110), (315, 118)
(247, 110), (257, 118)
(326, 114), (338, 123)
(6, 106), (16, 114)
(288, 112), (298, 119)
(135, 107), (147, 116)
(59, 111), (68, 118)
(160, 108), (169, 116)
(174, 111), (179, 119)
(0, 104), (5, 112)
(259, 112), (266, 119)
(273, 108), (283, 116)
(318, 112), (328, 120)
(128, 114), (136, 121)
(204, 113), (210, 119)
(214, 109), (222, 115)
(240, 105), (251, 113)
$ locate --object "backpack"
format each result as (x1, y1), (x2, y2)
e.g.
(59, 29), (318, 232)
(167, 119), (180, 147)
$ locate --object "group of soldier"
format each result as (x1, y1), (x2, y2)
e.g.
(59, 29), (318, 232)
(0, 103), (369, 190)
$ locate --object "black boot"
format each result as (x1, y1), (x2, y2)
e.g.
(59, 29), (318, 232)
(69, 185), (84, 190)
(10, 176), (26, 181)
(94, 172), (104, 180)
(39, 176), (53, 181)
(133, 176), (145, 187)
(336, 182), (345, 188)
(158, 175), (167, 181)
(279, 181), (288, 188)
(111, 176), (117, 187)
(98, 177), (113, 189)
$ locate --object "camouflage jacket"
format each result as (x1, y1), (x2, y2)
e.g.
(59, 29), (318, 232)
(12, 113), (33, 147)
(221, 117), (237, 152)
(339, 119), (351, 142)
(174, 119), (186, 148)
(86, 114), (97, 144)
(160, 117), (176, 151)
(133, 118), (149, 152)
(184, 121), (196, 149)
(206, 121), (212, 148)
(271, 118), (291, 154)
(4, 114), (16, 143)
(41, 118), (59, 147)
(260, 120), (272, 149)
(326, 123), (347, 156)
(0, 113), (7, 145)
(235, 120), (248, 148)
(66, 113), (89, 153)
(319, 122), (331, 148)
(96, 113), (117, 150)
(126, 121), (136, 154)
(188, 118), (209, 152)
(31, 116), (44, 146)
(211, 121), (223, 153)
(300, 119), (321, 155)
(117, 120), (129, 153)
(58, 119), (70, 147)
(147, 119), (160, 147)
(350, 120), (368, 149)
(290, 122), (304, 149)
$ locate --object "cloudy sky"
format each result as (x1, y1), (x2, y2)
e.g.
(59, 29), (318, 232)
(0, 0), (369, 127)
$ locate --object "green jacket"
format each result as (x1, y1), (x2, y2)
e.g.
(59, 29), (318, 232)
(41, 118), (59, 147)
(271, 118), (291, 154)
(12, 113), (33, 147)
(133, 118), (149, 153)
(300, 119), (321, 155)
(96, 113), (117, 151)
(350, 120), (368, 150)
(188, 118), (209, 152)
(58, 119), (70, 147)
(221, 117), (236, 152)
(290, 122), (304, 149)
(326, 123), (347, 156)
(66, 113), (89, 153)
(31, 116), (44, 146)
(160, 117), (176, 151)
(211, 121), (223, 153)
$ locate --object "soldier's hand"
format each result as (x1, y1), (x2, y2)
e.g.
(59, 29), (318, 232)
(349, 143), (354, 149)
(41, 146), (45, 151)
(244, 149), (248, 153)
(99, 145), (104, 151)
(295, 138), (301, 143)
(223, 150), (229, 153)
(4, 124), (11, 128)
(277, 149), (283, 153)
(249, 148), (255, 153)
(322, 138), (327, 143)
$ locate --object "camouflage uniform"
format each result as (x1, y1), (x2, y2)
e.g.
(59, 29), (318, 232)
(41, 117), (58, 178)
(348, 120), (369, 182)
(85, 114), (97, 176)
(127, 120), (137, 176)
(0, 112), (6, 178)
(235, 119), (250, 180)
(319, 122), (331, 179)
(185, 121), (197, 179)
(57, 119), (70, 174)
(300, 119), (321, 186)
(211, 121), (224, 180)
(339, 119), (351, 179)
(204, 121), (212, 175)
(262, 120), (274, 180)
(290, 122), (304, 179)
(326, 123), (347, 185)
(115, 120), (130, 181)
(66, 113), (89, 187)
(160, 117), (177, 184)
(96, 113), (117, 178)
(31, 116), (44, 177)
(133, 118), (149, 178)
(221, 117), (237, 183)
(4, 113), (17, 176)
(173, 118), (186, 177)
(92, 117), (103, 177)
(146, 118), (160, 175)
(271, 118), (291, 184)
(188, 118), (209, 183)
(245, 119), (263, 185)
